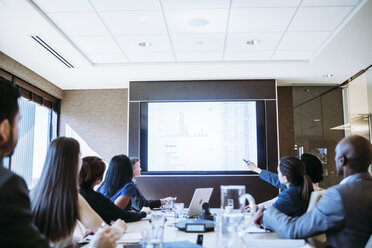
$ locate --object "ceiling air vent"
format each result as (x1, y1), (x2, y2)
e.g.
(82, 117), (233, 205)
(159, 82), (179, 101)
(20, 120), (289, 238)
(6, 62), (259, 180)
(30, 35), (74, 68)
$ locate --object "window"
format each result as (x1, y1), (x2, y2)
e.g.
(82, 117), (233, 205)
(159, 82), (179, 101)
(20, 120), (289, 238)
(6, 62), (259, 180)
(1, 69), (59, 188)
(9, 97), (58, 188)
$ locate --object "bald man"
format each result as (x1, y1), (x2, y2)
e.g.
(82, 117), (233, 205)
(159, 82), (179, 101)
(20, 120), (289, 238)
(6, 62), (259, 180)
(260, 135), (372, 248)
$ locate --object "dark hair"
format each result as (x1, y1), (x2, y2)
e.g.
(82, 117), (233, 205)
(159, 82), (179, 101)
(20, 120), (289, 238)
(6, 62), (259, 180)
(279, 156), (313, 211)
(301, 153), (323, 183)
(0, 78), (20, 125)
(31, 137), (80, 243)
(103, 154), (133, 197)
(130, 157), (140, 169)
(80, 156), (106, 189)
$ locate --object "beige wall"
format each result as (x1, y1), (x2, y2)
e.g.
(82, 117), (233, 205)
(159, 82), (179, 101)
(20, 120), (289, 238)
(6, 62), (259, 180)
(60, 89), (128, 162)
(0, 51), (63, 99)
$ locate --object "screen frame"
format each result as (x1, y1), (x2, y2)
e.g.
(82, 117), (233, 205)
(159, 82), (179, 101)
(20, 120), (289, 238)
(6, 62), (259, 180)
(139, 100), (266, 175)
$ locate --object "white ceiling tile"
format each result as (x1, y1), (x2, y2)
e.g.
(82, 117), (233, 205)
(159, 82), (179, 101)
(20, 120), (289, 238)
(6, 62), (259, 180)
(86, 53), (128, 63)
(70, 36), (122, 54)
(278, 32), (330, 50)
(162, 0), (229, 10)
(91, 0), (161, 11)
(172, 33), (225, 52)
(272, 50), (315, 60)
(229, 8), (296, 32)
(288, 7), (353, 31)
(166, 9), (228, 34)
(224, 51), (273, 60)
(116, 35), (172, 53)
(226, 33), (282, 51)
(48, 13), (109, 36)
(232, 0), (301, 8)
(126, 53), (174, 62)
(34, 0), (94, 12)
(176, 52), (223, 61)
(99, 11), (167, 35)
(302, 0), (359, 6)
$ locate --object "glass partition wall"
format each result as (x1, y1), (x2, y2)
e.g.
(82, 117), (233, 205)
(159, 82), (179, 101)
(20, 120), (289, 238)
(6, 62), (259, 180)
(292, 86), (345, 188)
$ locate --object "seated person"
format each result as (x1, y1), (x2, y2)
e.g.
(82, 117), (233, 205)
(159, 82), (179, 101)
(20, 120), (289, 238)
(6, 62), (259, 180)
(79, 156), (147, 223)
(0, 81), (48, 247)
(98, 155), (150, 214)
(252, 153), (324, 210)
(301, 153), (324, 191)
(259, 135), (372, 248)
(130, 157), (175, 211)
(31, 137), (126, 247)
(247, 156), (313, 217)
(0, 81), (117, 248)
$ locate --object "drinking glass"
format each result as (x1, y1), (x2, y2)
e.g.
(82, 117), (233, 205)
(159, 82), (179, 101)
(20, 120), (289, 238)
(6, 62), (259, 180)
(163, 199), (174, 212)
(146, 212), (165, 247)
(221, 212), (242, 248)
(173, 203), (184, 219)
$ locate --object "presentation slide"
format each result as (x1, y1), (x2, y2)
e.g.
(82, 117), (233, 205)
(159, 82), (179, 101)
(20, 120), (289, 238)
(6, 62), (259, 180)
(147, 102), (258, 172)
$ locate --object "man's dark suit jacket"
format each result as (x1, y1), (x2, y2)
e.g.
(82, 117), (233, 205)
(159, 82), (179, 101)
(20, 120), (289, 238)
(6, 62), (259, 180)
(131, 180), (161, 212)
(0, 165), (49, 247)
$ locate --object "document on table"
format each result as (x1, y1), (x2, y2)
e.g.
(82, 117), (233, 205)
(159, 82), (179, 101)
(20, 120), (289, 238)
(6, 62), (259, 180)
(116, 232), (142, 244)
(243, 239), (307, 247)
(244, 226), (271, 233)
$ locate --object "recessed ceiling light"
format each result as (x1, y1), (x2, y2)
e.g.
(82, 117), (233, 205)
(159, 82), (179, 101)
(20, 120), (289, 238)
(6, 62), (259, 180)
(194, 41), (204, 46)
(322, 74), (334, 78)
(246, 39), (260, 45)
(188, 18), (209, 27)
(138, 42), (151, 47)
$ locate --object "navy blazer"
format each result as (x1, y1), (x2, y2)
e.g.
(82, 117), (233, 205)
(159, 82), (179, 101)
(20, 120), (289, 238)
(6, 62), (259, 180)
(131, 180), (161, 212)
(260, 170), (305, 217)
(263, 172), (372, 248)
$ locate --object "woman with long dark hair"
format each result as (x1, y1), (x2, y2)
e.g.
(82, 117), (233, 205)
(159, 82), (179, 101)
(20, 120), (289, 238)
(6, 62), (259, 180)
(98, 155), (147, 212)
(247, 156), (313, 216)
(31, 137), (126, 247)
(79, 156), (147, 223)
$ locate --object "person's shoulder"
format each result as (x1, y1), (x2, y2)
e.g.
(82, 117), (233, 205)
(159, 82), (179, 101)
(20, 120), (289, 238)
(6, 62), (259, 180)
(0, 167), (27, 193)
(277, 188), (292, 200)
(124, 181), (136, 189)
(122, 182), (137, 194)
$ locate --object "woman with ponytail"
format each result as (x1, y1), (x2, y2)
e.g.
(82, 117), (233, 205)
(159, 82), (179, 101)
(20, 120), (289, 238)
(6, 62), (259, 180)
(247, 156), (313, 217)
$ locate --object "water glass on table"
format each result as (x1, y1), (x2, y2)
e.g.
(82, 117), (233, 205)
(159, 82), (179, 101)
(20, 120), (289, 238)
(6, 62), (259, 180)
(163, 199), (174, 212)
(142, 212), (166, 248)
(173, 203), (184, 219)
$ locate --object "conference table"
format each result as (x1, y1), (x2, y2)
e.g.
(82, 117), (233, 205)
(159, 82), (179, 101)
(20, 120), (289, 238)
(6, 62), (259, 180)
(118, 210), (309, 248)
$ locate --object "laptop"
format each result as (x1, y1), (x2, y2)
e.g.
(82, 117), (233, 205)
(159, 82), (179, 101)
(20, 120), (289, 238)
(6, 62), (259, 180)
(187, 188), (213, 218)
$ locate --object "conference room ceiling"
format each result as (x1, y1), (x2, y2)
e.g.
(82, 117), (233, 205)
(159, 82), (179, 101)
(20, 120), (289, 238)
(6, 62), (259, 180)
(0, 0), (371, 89)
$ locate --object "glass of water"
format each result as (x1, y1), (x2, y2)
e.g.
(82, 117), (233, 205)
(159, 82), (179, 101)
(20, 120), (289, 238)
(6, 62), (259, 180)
(173, 203), (184, 219)
(150, 212), (165, 246)
(163, 199), (174, 212)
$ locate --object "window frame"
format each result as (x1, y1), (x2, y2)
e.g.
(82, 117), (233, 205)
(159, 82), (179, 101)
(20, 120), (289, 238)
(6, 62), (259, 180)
(0, 68), (61, 171)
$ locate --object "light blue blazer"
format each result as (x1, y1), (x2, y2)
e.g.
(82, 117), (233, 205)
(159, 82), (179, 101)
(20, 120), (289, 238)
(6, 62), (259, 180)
(262, 172), (372, 248)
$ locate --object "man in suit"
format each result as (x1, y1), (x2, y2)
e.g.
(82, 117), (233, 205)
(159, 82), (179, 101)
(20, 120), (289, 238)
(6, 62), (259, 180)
(130, 157), (175, 211)
(0, 79), (49, 247)
(260, 135), (372, 248)
(0, 78), (120, 248)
